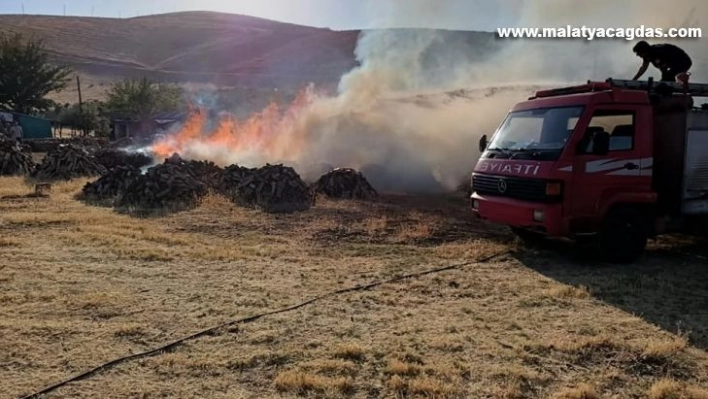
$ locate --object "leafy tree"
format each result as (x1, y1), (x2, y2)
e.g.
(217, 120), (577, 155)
(105, 77), (184, 120)
(56, 100), (111, 137)
(0, 32), (72, 114)
(41, 102), (70, 121)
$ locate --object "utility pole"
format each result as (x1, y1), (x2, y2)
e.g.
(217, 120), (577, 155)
(21, 4), (24, 14)
(91, 6), (94, 17)
(76, 76), (84, 137)
(63, 5), (66, 16)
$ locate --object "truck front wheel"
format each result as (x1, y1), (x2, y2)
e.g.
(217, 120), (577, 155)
(597, 207), (648, 263)
(510, 227), (547, 247)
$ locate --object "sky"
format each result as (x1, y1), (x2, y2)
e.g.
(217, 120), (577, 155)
(0, 0), (520, 30)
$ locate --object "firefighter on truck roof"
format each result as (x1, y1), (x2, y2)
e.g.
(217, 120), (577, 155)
(632, 40), (693, 84)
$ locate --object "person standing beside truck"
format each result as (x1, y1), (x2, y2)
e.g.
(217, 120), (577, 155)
(632, 40), (692, 83)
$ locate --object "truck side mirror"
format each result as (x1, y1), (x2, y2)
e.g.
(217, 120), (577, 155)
(592, 131), (610, 155)
(479, 134), (488, 152)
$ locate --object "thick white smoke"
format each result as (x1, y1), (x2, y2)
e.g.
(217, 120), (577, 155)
(512, 0), (707, 81)
(289, 0), (708, 192)
(155, 0), (708, 193)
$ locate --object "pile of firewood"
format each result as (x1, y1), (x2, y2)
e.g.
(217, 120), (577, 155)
(457, 178), (473, 196)
(78, 165), (143, 206)
(25, 137), (109, 153)
(216, 164), (252, 195)
(92, 148), (154, 171)
(115, 162), (208, 215)
(313, 168), (378, 200)
(164, 153), (223, 190)
(219, 163), (314, 213)
(31, 145), (107, 181)
(109, 137), (136, 149)
(0, 139), (36, 176)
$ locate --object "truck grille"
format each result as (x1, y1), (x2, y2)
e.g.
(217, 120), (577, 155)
(472, 174), (560, 203)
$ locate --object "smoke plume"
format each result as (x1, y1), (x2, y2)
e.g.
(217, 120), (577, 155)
(151, 0), (708, 193)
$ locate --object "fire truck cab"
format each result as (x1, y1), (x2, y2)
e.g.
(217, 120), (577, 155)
(471, 78), (708, 263)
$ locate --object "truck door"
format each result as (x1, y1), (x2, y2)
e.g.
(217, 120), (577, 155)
(570, 105), (652, 224)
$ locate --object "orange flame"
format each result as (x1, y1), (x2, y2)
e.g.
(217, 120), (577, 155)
(151, 86), (320, 166)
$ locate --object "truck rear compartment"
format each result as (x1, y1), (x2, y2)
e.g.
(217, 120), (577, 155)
(682, 113), (708, 214)
(652, 98), (708, 218)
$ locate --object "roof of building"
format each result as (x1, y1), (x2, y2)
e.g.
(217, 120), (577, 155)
(111, 110), (186, 122)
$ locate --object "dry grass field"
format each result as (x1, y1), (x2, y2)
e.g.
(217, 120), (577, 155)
(2, 174), (708, 399)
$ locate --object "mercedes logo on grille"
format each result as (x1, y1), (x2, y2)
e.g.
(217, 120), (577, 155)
(497, 178), (508, 193)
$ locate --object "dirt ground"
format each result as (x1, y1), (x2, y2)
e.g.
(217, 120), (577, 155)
(2, 176), (708, 399)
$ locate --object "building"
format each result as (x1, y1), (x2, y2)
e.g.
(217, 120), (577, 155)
(110, 111), (186, 140)
(0, 110), (54, 139)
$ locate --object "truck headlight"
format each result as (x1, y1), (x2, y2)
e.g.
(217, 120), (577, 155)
(533, 210), (545, 222)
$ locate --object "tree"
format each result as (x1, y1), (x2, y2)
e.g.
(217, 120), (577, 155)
(54, 100), (111, 137)
(0, 32), (72, 114)
(105, 77), (184, 120)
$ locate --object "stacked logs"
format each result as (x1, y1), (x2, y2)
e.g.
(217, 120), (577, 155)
(31, 145), (107, 181)
(0, 139), (36, 176)
(26, 137), (109, 153)
(313, 168), (378, 200)
(79, 165), (143, 206)
(219, 163), (314, 213)
(217, 164), (253, 195)
(165, 153), (223, 191)
(92, 148), (154, 171)
(109, 137), (136, 149)
(114, 161), (208, 215)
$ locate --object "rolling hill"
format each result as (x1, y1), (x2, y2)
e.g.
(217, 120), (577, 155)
(0, 12), (359, 84)
(0, 12), (499, 103)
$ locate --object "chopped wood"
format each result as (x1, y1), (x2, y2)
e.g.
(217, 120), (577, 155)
(79, 165), (143, 206)
(313, 168), (378, 200)
(92, 149), (154, 171)
(25, 137), (109, 153)
(457, 174), (473, 196)
(114, 159), (209, 216)
(31, 144), (107, 181)
(0, 139), (36, 176)
(164, 153), (223, 191)
(218, 163), (314, 213)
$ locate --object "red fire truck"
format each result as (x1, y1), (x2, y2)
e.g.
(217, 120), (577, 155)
(471, 78), (708, 263)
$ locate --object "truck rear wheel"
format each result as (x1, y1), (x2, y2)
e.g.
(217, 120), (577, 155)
(597, 207), (648, 263)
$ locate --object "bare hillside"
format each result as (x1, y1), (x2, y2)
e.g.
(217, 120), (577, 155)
(0, 12), (499, 99)
(0, 12), (357, 87)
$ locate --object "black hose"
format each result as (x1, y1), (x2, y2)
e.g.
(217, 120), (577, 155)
(18, 250), (508, 399)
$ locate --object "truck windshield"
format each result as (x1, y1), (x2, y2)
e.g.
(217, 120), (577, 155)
(486, 106), (584, 160)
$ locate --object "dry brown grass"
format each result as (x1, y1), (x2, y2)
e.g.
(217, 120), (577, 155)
(332, 343), (367, 362)
(552, 383), (599, 399)
(274, 370), (355, 396)
(385, 358), (422, 377)
(2, 175), (708, 398)
(649, 379), (708, 399)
